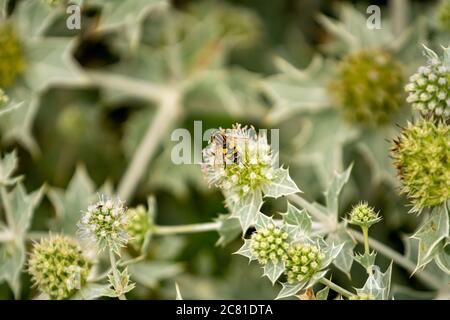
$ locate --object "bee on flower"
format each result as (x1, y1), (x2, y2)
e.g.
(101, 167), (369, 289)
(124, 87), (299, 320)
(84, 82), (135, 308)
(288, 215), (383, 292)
(201, 123), (277, 201)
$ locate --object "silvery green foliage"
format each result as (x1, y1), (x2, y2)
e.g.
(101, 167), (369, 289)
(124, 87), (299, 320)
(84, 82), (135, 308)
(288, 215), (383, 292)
(355, 264), (393, 300)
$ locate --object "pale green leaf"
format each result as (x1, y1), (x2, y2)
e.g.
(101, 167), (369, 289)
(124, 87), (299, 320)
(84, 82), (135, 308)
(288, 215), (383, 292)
(262, 167), (301, 198)
(255, 212), (273, 230)
(434, 242), (450, 275)
(0, 242), (25, 298)
(316, 286), (329, 300)
(324, 164), (353, 218)
(356, 263), (393, 300)
(282, 202), (312, 235)
(72, 283), (112, 300)
(326, 228), (355, 276)
(0, 151), (21, 186)
(234, 240), (255, 261)
(128, 261), (183, 289)
(216, 215), (241, 247)
(411, 204), (449, 272)
(231, 191), (263, 233)
(263, 260), (284, 285)
(48, 166), (96, 235)
(275, 281), (307, 300)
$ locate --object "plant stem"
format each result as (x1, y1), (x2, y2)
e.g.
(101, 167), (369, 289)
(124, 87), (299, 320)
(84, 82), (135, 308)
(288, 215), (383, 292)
(349, 229), (444, 291)
(108, 249), (126, 300)
(117, 92), (181, 201)
(361, 226), (370, 255)
(319, 278), (353, 299)
(0, 186), (13, 229)
(153, 221), (222, 235)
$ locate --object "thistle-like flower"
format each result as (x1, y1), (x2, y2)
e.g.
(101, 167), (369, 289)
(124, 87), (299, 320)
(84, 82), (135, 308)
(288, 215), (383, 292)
(348, 202), (381, 228)
(0, 23), (26, 88)
(250, 224), (289, 264)
(28, 235), (90, 300)
(392, 120), (450, 212)
(201, 124), (276, 201)
(330, 49), (404, 126)
(437, 0), (450, 31)
(405, 53), (450, 120)
(126, 205), (152, 249)
(77, 196), (130, 254)
(284, 243), (324, 284)
(0, 88), (9, 106)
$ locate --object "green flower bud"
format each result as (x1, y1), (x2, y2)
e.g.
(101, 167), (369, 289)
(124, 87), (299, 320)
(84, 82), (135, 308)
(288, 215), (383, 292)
(392, 121), (450, 212)
(77, 196), (130, 253)
(0, 24), (26, 88)
(348, 202), (381, 228)
(284, 243), (323, 284)
(437, 0), (450, 31)
(125, 205), (152, 249)
(330, 49), (404, 126)
(250, 226), (289, 264)
(28, 235), (90, 300)
(405, 55), (450, 120)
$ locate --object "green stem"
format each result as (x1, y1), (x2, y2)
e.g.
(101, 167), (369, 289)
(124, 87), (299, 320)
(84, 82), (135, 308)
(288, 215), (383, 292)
(362, 226), (370, 255)
(108, 249), (126, 300)
(153, 221), (222, 235)
(319, 278), (353, 299)
(0, 186), (13, 229)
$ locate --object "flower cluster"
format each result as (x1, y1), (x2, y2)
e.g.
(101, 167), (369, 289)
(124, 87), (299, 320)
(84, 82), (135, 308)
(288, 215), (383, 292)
(0, 23), (26, 88)
(405, 58), (449, 120)
(250, 224), (289, 264)
(126, 205), (152, 249)
(0, 88), (9, 106)
(284, 243), (324, 284)
(77, 196), (130, 253)
(348, 202), (381, 228)
(28, 235), (90, 300)
(392, 120), (449, 212)
(330, 49), (404, 126)
(202, 124), (276, 200)
(437, 0), (450, 31)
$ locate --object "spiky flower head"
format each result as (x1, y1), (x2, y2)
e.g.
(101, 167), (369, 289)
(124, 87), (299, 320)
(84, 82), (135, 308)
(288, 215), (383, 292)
(405, 51), (450, 120)
(330, 49), (404, 126)
(28, 235), (90, 300)
(0, 23), (26, 88)
(437, 0), (450, 31)
(77, 196), (129, 254)
(348, 202), (381, 228)
(349, 293), (376, 300)
(126, 205), (152, 249)
(392, 120), (450, 212)
(250, 224), (289, 264)
(0, 88), (9, 106)
(284, 243), (324, 284)
(202, 124), (276, 201)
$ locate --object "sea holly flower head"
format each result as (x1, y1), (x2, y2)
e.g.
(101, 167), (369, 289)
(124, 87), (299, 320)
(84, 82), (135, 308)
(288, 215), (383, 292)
(405, 47), (450, 120)
(330, 49), (404, 126)
(126, 205), (152, 249)
(77, 195), (130, 254)
(392, 120), (450, 212)
(284, 243), (324, 284)
(348, 202), (381, 228)
(201, 124), (276, 199)
(250, 224), (290, 264)
(0, 23), (26, 89)
(28, 235), (90, 300)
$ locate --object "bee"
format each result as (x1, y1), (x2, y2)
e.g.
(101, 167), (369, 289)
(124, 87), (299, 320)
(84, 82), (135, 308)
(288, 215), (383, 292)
(210, 128), (242, 167)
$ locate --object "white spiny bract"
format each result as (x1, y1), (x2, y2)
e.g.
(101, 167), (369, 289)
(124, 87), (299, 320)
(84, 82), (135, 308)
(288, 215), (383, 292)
(405, 53), (450, 120)
(201, 124), (276, 201)
(77, 196), (130, 254)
